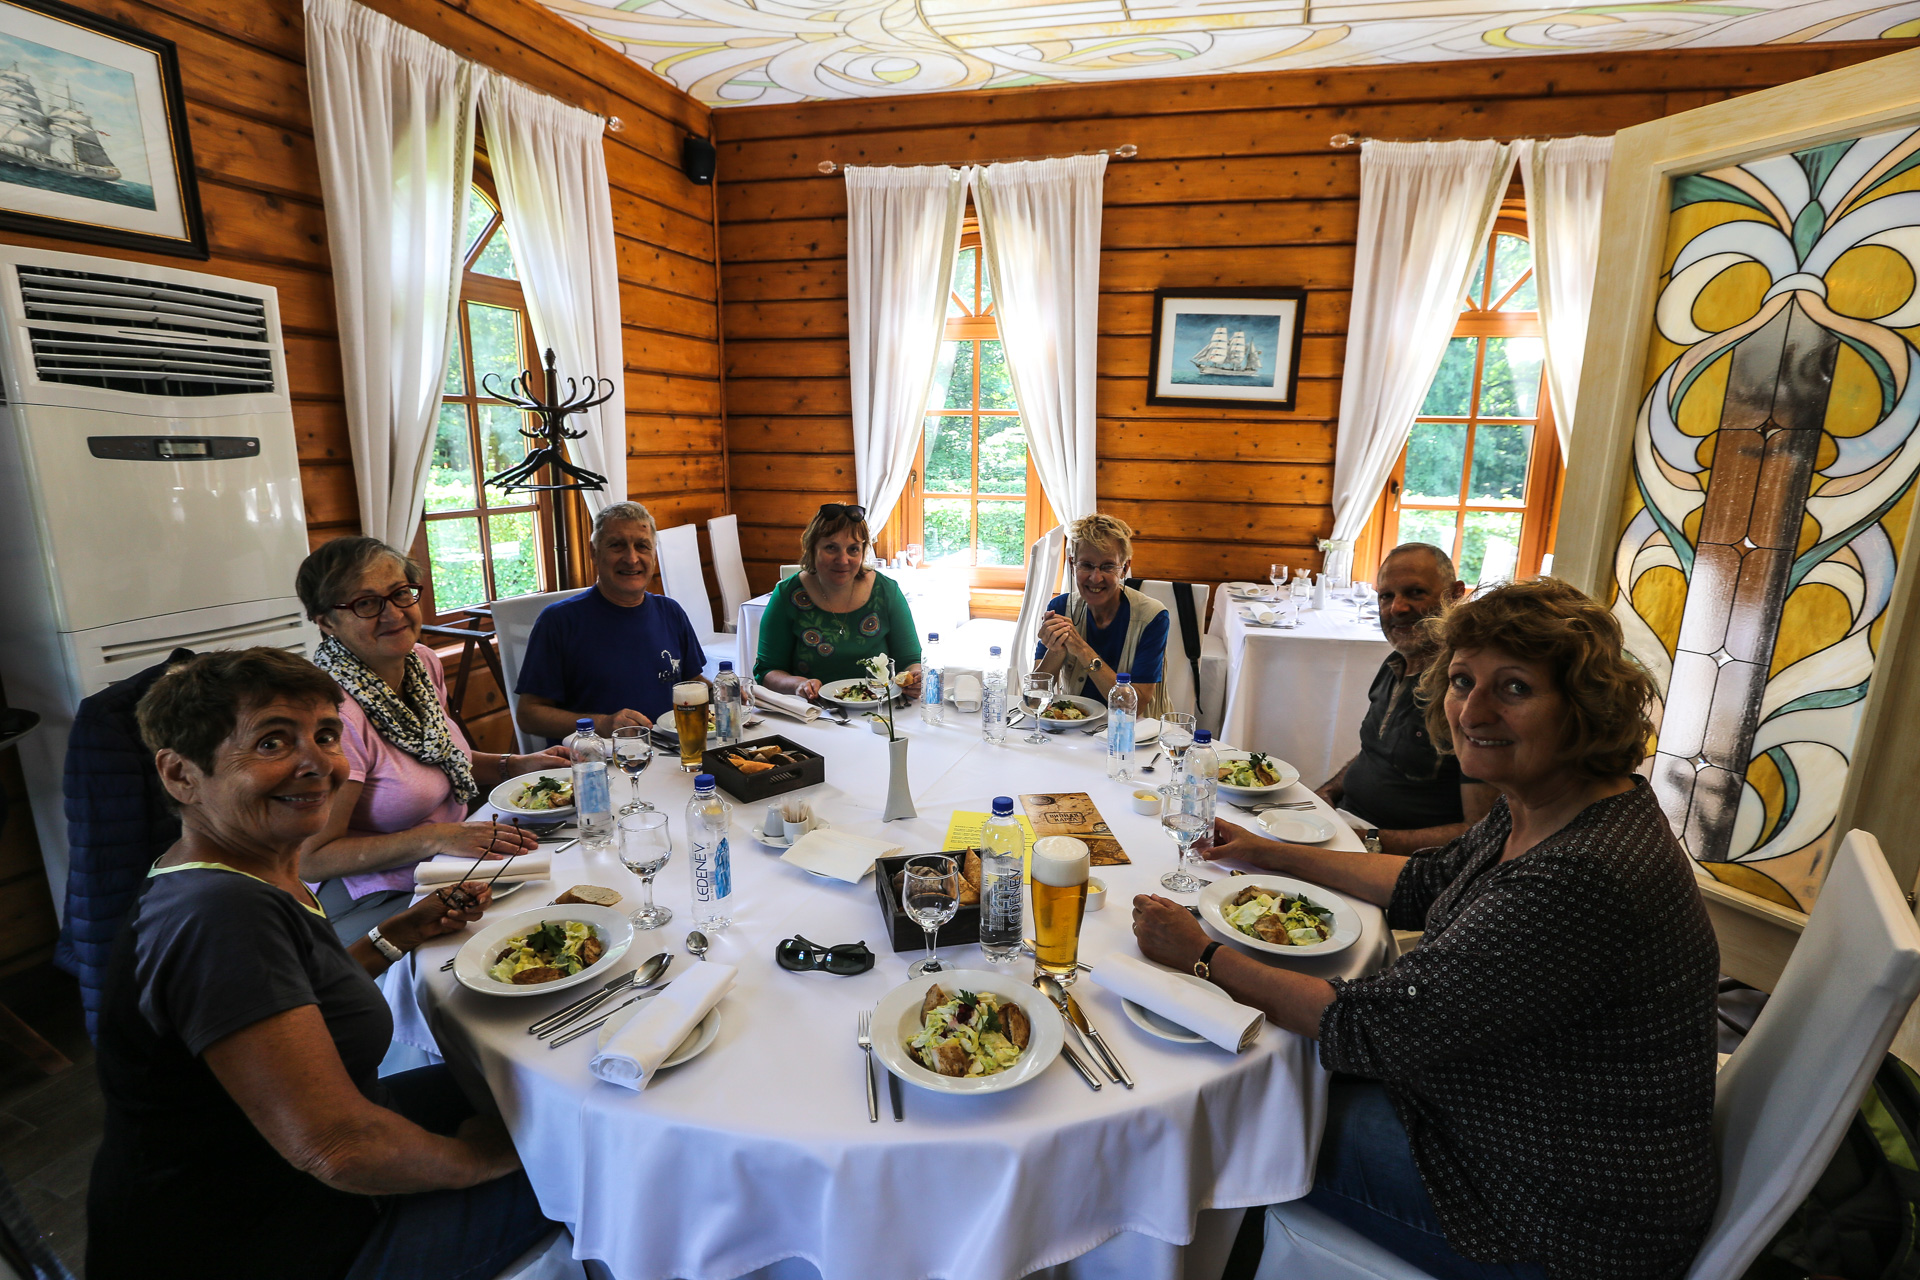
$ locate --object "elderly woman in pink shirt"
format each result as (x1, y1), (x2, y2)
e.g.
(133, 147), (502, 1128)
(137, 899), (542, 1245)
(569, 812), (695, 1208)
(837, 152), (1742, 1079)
(295, 537), (570, 941)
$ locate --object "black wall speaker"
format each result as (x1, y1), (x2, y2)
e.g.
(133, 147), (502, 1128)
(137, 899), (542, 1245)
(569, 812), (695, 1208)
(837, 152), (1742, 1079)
(683, 136), (716, 186)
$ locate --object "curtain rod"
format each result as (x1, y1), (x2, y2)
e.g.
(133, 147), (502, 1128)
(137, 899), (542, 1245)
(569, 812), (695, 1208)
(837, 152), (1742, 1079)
(1329, 131), (1602, 148)
(815, 143), (1137, 176)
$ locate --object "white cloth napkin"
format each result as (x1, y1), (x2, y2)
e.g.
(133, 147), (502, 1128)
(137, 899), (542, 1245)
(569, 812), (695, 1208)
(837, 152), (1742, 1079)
(589, 961), (735, 1091)
(781, 828), (900, 882)
(413, 851), (551, 888)
(750, 682), (819, 723)
(1242, 603), (1277, 625)
(1092, 952), (1264, 1053)
(950, 672), (983, 713)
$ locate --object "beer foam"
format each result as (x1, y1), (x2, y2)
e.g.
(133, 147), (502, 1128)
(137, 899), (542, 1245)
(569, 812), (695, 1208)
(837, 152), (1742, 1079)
(1030, 836), (1090, 886)
(673, 681), (708, 706)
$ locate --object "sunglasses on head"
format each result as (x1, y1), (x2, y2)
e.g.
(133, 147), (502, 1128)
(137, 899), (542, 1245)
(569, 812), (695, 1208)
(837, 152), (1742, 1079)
(817, 503), (866, 522)
(775, 935), (876, 976)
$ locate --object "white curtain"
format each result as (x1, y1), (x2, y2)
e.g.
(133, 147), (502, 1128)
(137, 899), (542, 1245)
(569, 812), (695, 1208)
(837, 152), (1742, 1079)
(1329, 140), (1516, 543)
(1519, 136), (1614, 455)
(974, 154), (1106, 525)
(305, 0), (476, 550)
(478, 71), (626, 516)
(844, 165), (968, 538)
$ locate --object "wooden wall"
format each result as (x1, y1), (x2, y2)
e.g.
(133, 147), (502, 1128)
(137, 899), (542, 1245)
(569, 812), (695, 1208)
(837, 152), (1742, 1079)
(712, 42), (1915, 594)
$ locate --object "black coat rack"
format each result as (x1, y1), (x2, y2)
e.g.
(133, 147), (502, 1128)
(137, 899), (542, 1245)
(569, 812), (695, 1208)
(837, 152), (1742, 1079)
(481, 348), (615, 589)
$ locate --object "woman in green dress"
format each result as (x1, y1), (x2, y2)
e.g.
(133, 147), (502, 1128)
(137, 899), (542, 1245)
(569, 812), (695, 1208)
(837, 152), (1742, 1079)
(754, 503), (924, 699)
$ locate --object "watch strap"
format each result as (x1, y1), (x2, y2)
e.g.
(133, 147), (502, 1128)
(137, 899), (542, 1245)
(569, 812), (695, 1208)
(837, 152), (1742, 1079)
(1193, 941), (1224, 980)
(1364, 828), (1384, 855)
(367, 925), (405, 963)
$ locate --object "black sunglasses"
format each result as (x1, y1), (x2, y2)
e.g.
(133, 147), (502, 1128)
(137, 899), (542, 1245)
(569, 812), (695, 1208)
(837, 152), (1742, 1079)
(775, 935), (875, 976)
(816, 503), (866, 522)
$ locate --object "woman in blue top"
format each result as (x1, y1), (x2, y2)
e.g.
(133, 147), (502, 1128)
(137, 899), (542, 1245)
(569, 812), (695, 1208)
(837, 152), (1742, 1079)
(1034, 513), (1170, 718)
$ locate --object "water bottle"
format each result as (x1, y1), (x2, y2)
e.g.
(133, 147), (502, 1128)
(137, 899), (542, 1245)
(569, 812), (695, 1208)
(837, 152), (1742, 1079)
(1107, 672), (1138, 781)
(570, 717), (614, 850)
(1183, 730), (1220, 855)
(920, 633), (945, 726)
(686, 774), (735, 931)
(714, 661), (743, 744)
(979, 796), (1025, 964)
(982, 646), (1007, 744)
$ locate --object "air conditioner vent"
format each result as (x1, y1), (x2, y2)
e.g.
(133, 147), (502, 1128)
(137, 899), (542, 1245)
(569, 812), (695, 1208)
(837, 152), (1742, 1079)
(27, 328), (274, 397)
(17, 265), (268, 341)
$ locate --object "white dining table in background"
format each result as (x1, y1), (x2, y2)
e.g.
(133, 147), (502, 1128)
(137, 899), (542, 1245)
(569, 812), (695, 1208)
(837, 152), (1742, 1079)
(1211, 594), (1393, 790)
(392, 711), (1386, 1280)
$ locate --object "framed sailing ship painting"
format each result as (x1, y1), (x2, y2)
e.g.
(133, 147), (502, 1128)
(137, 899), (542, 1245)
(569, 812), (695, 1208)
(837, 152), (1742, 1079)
(0, 0), (206, 258)
(1147, 287), (1306, 409)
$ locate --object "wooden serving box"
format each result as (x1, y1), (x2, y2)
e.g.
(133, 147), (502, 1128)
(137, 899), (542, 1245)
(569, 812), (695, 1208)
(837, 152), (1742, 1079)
(699, 734), (824, 803)
(874, 850), (981, 953)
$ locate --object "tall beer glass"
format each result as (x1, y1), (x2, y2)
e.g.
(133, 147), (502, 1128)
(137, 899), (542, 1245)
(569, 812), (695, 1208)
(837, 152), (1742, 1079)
(672, 681), (708, 772)
(1030, 836), (1090, 985)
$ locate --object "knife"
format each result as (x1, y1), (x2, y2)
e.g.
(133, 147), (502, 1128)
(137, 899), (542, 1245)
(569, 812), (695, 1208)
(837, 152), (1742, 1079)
(888, 1070), (904, 1121)
(1059, 1038), (1103, 1090)
(1038, 975), (1117, 1085)
(1064, 992), (1134, 1089)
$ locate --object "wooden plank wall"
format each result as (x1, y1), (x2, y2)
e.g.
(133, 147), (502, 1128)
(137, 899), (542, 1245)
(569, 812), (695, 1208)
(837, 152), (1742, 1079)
(711, 42), (1914, 594)
(0, 0), (717, 971)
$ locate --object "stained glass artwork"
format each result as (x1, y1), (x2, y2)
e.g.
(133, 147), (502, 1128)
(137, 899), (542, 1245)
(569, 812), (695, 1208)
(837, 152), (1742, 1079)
(1610, 122), (1920, 913)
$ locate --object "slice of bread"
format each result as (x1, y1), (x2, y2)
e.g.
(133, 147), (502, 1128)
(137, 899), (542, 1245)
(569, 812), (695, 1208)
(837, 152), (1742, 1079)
(554, 884), (622, 908)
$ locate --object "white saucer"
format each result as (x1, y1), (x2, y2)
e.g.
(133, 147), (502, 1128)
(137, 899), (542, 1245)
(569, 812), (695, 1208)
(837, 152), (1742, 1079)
(596, 998), (724, 1069)
(1120, 971), (1216, 1043)
(1257, 810), (1337, 844)
(752, 818), (830, 850)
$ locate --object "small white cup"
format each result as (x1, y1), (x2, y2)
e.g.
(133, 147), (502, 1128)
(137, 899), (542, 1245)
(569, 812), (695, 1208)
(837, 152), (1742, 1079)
(1085, 877), (1107, 911)
(783, 812), (815, 841)
(1131, 789), (1163, 816)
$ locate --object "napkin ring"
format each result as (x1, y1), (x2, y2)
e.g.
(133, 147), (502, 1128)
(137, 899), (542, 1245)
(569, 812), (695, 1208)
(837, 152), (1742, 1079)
(1193, 941), (1224, 981)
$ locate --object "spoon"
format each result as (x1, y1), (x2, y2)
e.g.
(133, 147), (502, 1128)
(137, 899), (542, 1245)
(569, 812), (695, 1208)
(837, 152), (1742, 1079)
(686, 930), (710, 962)
(1136, 750), (1164, 775)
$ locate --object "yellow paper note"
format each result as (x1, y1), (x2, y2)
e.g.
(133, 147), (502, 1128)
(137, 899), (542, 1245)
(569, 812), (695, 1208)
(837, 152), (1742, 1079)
(942, 811), (1040, 881)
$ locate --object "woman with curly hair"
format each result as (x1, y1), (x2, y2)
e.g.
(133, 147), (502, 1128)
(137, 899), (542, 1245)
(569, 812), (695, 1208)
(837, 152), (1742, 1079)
(754, 503), (923, 699)
(1130, 577), (1720, 1280)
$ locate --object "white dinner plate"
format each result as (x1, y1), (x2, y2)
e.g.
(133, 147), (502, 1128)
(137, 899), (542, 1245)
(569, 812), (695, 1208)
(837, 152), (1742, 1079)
(1223, 581), (1271, 598)
(596, 998), (724, 1069)
(1120, 971), (1218, 1043)
(1237, 606), (1290, 628)
(1257, 810), (1337, 844)
(1212, 749), (1302, 799)
(818, 677), (902, 709)
(453, 904), (634, 997)
(1197, 874), (1361, 959)
(489, 769), (576, 818)
(870, 969), (1065, 1095)
(1033, 694), (1107, 733)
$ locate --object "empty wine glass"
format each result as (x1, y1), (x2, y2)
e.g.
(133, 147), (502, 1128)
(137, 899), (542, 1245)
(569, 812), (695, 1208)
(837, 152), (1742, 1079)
(903, 543), (924, 569)
(618, 810), (673, 929)
(1159, 778), (1213, 893)
(1160, 711), (1196, 770)
(903, 855), (960, 978)
(612, 726), (655, 815)
(1269, 563), (1288, 598)
(1022, 671), (1055, 746)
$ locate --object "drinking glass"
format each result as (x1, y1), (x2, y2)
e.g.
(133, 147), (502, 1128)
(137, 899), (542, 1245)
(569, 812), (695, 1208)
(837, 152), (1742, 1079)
(1029, 836), (1090, 984)
(1159, 778), (1214, 892)
(1160, 712), (1196, 771)
(1022, 672), (1055, 746)
(1269, 563), (1288, 598)
(618, 810), (674, 929)
(612, 726), (655, 815)
(903, 855), (960, 978)
(672, 682), (708, 771)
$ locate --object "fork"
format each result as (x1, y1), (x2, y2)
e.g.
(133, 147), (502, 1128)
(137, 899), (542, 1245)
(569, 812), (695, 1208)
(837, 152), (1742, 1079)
(856, 1010), (878, 1123)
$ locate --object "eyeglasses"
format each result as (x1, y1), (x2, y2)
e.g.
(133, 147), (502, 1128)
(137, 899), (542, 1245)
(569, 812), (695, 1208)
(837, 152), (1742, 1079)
(331, 585), (423, 619)
(816, 503), (866, 521)
(775, 934), (875, 976)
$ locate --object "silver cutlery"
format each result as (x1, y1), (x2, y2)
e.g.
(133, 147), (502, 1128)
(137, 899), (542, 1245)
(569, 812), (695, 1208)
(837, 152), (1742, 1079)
(1060, 1038), (1104, 1089)
(857, 1010), (878, 1123)
(1033, 976), (1104, 1090)
(1021, 939), (1092, 973)
(530, 953), (672, 1037)
(1136, 751), (1163, 775)
(1080, 722), (1105, 735)
(889, 1068), (903, 1121)
(1037, 976), (1115, 1084)
(686, 930), (709, 962)
(1046, 977), (1134, 1090)
(546, 983), (673, 1048)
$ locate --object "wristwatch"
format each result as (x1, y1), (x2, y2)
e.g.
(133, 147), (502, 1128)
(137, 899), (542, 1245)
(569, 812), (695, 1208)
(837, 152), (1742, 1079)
(367, 925), (406, 963)
(1193, 941), (1225, 981)
(1087, 657), (1106, 674)
(1364, 828), (1384, 855)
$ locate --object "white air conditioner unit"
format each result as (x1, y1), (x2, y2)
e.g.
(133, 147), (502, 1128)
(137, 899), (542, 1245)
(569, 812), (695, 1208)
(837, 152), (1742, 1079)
(0, 245), (319, 920)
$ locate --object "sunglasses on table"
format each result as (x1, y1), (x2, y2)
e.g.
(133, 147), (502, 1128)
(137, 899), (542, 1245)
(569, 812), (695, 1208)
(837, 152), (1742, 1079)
(332, 584), (424, 618)
(775, 935), (876, 976)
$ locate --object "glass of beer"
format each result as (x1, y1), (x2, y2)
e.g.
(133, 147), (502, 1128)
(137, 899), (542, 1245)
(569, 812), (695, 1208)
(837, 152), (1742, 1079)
(1030, 836), (1091, 985)
(672, 681), (709, 772)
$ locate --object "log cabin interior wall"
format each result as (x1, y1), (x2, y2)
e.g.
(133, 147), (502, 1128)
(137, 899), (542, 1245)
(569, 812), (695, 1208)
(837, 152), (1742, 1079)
(0, 0), (719, 973)
(712, 42), (1915, 598)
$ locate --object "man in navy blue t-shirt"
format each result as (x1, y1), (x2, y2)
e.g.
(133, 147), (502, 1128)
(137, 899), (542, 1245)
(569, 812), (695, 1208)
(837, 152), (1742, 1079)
(514, 502), (706, 743)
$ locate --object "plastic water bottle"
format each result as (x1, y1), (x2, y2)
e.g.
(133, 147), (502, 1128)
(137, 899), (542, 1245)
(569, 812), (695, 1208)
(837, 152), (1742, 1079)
(686, 774), (734, 931)
(570, 718), (614, 850)
(1184, 730), (1220, 855)
(979, 795), (1025, 964)
(1107, 672), (1138, 781)
(982, 646), (1008, 744)
(714, 661), (743, 744)
(920, 633), (945, 726)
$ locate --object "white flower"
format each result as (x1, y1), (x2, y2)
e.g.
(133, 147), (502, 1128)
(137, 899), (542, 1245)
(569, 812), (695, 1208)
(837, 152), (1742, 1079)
(861, 656), (893, 682)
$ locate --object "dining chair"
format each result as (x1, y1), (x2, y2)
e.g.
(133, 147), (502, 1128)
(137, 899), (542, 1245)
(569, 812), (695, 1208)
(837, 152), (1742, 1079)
(655, 523), (738, 677)
(1007, 526), (1066, 689)
(489, 1224), (586, 1280)
(490, 588), (578, 754)
(707, 514), (753, 631)
(1253, 828), (1920, 1280)
(1126, 579), (1211, 719)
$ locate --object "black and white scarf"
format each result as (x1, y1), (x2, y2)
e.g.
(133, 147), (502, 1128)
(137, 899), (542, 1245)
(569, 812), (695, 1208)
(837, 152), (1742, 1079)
(314, 634), (480, 803)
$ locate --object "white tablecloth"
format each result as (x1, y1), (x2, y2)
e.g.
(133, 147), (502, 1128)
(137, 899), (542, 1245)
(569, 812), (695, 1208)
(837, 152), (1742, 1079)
(735, 567), (971, 682)
(1211, 595), (1392, 789)
(395, 714), (1386, 1280)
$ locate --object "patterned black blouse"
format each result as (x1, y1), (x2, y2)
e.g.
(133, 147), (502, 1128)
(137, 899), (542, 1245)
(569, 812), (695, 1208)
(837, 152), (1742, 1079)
(1318, 778), (1720, 1280)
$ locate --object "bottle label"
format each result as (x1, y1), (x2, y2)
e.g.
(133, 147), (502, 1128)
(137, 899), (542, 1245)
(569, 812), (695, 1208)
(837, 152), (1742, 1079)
(1109, 715), (1135, 756)
(713, 836), (732, 898)
(575, 761), (611, 814)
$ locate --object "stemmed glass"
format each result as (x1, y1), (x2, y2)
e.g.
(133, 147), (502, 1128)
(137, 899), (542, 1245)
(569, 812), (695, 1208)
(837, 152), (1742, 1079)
(618, 810), (674, 929)
(1160, 712), (1196, 774)
(612, 726), (654, 815)
(1159, 778), (1214, 892)
(1022, 672), (1055, 746)
(903, 855), (960, 978)
(903, 543), (924, 569)
(1269, 563), (1289, 599)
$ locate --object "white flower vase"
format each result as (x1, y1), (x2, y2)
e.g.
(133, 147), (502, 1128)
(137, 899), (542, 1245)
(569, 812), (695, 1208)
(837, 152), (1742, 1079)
(883, 735), (917, 821)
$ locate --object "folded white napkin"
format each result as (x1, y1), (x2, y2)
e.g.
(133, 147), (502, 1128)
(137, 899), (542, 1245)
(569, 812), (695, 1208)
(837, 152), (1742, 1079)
(750, 682), (819, 723)
(1243, 604), (1277, 625)
(413, 851), (551, 888)
(951, 672), (983, 713)
(589, 961), (735, 1091)
(781, 827), (900, 882)
(1093, 952), (1264, 1053)
(1334, 807), (1376, 834)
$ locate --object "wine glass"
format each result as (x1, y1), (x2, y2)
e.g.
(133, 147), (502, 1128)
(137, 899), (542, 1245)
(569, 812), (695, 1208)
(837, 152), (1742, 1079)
(612, 726), (654, 815)
(618, 810), (674, 929)
(1160, 711), (1196, 771)
(1022, 671), (1055, 746)
(903, 543), (924, 569)
(1159, 778), (1213, 892)
(1269, 563), (1288, 599)
(903, 855), (960, 978)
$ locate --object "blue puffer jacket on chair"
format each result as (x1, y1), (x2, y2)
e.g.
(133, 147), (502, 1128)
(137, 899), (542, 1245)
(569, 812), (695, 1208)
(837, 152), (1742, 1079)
(55, 648), (192, 1039)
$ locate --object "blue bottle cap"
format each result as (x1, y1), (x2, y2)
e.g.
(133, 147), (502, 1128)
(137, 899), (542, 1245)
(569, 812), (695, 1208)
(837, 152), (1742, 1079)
(694, 773), (715, 789)
(1115, 673), (1132, 683)
(989, 645), (1002, 656)
(927, 632), (939, 641)
(1194, 729), (1212, 744)
(992, 796), (1014, 815)
(718, 660), (733, 672)
(576, 717), (594, 731)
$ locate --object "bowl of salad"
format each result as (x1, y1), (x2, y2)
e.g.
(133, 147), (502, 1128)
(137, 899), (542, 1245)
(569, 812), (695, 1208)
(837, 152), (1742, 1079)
(869, 969), (1063, 1095)
(1212, 750), (1301, 799)
(451, 904), (634, 996)
(1196, 874), (1361, 959)
(818, 676), (903, 708)
(489, 769), (576, 817)
(1034, 694), (1107, 732)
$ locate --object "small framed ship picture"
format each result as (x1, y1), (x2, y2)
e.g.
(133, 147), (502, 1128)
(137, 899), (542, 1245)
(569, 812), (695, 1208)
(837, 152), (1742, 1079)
(0, 0), (206, 258)
(1147, 288), (1306, 410)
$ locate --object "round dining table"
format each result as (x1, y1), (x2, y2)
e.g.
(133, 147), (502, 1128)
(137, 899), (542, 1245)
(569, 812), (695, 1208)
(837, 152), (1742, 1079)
(390, 703), (1388, 1280)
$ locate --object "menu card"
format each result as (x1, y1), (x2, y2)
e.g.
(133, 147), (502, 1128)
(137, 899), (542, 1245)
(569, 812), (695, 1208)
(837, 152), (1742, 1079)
(1017, 793), (1131, 866)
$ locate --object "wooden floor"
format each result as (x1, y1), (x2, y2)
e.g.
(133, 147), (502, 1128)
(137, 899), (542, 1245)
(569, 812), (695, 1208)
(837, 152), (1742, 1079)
(0, 964), (98, 1278)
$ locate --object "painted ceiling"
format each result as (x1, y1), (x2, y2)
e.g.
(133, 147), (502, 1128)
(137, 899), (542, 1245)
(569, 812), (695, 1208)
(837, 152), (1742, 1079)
(542, 0), (1920, 107)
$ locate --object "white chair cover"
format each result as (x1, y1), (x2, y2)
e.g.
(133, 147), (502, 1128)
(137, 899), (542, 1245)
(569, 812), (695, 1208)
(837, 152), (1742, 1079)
(490, 588), (576, 753)
(655, 522), (737, 678)
(1128, 579), (1211, 719)
(1007, 526), (1066, 689)
(708, 514), (752, 630)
